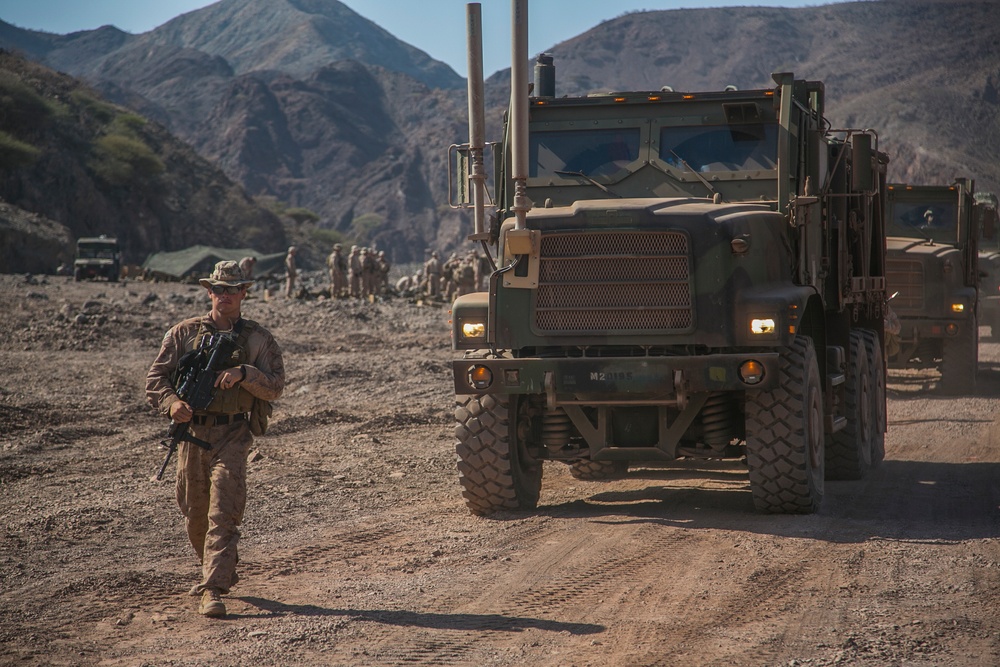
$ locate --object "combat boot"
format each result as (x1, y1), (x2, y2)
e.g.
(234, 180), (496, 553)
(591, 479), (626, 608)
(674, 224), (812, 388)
(199, 589), (226, 618)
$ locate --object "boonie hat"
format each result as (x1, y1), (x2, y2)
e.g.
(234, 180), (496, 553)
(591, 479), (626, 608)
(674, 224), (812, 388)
(199, 260), (254, 288)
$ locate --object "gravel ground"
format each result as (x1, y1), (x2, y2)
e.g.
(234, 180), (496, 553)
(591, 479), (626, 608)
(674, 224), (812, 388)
(1, 273), (998, 666)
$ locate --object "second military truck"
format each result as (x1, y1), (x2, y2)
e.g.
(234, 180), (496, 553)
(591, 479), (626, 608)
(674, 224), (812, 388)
(885, 180), (981, 393)
(449, 1), (888, 515)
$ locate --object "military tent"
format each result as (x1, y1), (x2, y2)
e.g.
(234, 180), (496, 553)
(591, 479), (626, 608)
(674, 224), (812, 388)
(142, 246), (286, 281)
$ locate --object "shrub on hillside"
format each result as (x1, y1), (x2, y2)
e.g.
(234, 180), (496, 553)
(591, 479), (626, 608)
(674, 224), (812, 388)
(0, 71), (55, 131)
(0, 130), (40, 169)
(90, 133), (165, 186)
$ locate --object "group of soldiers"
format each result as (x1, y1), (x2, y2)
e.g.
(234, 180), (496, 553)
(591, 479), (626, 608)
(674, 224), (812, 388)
(325, 244), (392, 299)
(416, 250), (490, 301)
(246, 245), (489, 302)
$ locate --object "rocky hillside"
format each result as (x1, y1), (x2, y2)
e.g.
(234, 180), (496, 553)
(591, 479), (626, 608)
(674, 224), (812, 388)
(0, 52), (286, 269)
(538, 0), (1000, 194)
(0, 0), (471, 264)
(1, 0), (998, 268)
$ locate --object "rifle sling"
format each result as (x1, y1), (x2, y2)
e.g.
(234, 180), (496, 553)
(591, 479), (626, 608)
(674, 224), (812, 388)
(179, 429), (213, 451)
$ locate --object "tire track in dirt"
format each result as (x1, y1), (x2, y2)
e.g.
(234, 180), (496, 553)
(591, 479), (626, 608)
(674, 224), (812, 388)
(241, 526), (403, 580)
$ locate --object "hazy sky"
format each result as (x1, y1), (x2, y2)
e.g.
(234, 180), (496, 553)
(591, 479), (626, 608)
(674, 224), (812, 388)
(0, 0), (822, 77)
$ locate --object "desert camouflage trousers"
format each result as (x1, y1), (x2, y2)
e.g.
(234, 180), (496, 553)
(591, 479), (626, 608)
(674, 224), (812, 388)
(176, 420), (252, 595)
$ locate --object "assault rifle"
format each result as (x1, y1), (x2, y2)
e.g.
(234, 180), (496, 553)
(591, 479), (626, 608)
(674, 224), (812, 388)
(153, 333), (240, 481)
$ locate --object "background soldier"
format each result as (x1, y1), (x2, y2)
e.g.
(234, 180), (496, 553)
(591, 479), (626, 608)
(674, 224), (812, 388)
(348, 245), (362, 298)
(327, 244), (346, 298)
(145, 261), (285, 619)
(376, 250), (391, 296)
(360, 248), (376, 298)
(284, 246), (297, 298)
(455, 254), (477, 298)
(238, 256), (257, 280)
(441, 252), (460, 302)
(423, 251), (441, 299)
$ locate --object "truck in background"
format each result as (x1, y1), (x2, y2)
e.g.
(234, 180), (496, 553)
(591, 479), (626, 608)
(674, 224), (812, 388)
(885, 180), (981, 393)
(974, 192), (1000, 338)
(74, 235), (121, 282)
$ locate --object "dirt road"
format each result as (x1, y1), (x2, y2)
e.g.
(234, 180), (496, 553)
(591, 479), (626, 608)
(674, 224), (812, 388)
(1, 274), (998, 666)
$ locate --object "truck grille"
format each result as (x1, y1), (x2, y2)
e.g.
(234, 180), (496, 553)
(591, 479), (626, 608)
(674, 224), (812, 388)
(534, 231), (693, 333)
(886, 259), (924, 310)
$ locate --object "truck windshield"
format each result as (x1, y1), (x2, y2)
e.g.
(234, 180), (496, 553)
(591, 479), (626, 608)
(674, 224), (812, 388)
(529, 128), (641, 180)
(77, 244), (118, 259)
(889, 200), (959, 244)
(659, 124), (778, 172)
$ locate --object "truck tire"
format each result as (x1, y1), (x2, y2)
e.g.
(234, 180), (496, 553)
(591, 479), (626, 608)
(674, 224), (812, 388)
(74, 269), (82, 282)
(825, 330), (873, 480)
(745, 336), (824, 514)
(569, 459), (628, 481)
(861, 329), (886, 466)
(939, 316), (977, 395)
(455, 393), (542, 515)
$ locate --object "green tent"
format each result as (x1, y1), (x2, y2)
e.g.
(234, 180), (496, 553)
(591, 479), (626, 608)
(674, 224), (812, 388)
(142, 245), (286, 280)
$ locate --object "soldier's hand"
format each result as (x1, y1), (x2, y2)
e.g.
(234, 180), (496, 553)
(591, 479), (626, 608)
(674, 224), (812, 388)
(169, 400), (193, 423)
(214, 367), (244, 390)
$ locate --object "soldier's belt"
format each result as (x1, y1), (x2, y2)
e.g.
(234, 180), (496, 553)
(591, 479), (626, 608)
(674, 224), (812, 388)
(191, 413), (247, 426)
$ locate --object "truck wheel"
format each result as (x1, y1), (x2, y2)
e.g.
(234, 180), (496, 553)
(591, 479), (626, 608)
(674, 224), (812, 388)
(745, 336), (824, 514)
(455, 393), (542, 515)
(74, 269), (81, 282)
(569, 459), (627, 481)
(825, 331), (873, 480)
(861, 329), (886, 466)
(939, 317), (978, 395)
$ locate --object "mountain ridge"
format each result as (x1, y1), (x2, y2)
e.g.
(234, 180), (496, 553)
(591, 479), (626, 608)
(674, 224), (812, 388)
(0, 0), (997, 268)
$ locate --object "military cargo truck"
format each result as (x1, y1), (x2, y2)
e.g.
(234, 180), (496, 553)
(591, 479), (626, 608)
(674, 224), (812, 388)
(448, 1), (888, 515)
(974, 192), (1000, 337)
(885, 180), (980, 393)
(74, 235), (120, 282)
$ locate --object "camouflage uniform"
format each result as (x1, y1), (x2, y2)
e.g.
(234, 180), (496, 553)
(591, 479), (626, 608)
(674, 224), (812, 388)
(348, 246), (362, 298)
(455, 256), (477, 297)
(146, 314), (284, 597)
(284, 246), (298, 298)
(441, 252), (460, 302)
(376, 251), (390, 295)
(424, 252), (441, 298)
(327, 245), (346, 298)
(238, 256), (256, 280)
(360, 248), (376, 298)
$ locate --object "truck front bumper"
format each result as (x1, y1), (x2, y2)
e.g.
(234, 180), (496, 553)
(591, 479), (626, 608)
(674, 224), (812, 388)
(896, 316), (973, 342)
(453, 352), (781, 401)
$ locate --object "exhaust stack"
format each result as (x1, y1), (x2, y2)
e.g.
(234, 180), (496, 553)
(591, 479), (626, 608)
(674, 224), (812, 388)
(510, 0), (531, 230)
(466, 3), (488, 240)
(534, 53), (554, 98)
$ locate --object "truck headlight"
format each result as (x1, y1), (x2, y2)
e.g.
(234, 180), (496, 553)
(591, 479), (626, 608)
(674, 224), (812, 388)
(461, 321), (486, 339)
(750, 318), (776, 335)
(950, 303), (965, 313)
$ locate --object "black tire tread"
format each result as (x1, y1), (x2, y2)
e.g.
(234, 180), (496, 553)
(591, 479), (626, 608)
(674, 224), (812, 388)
(745, 336), (823, 514)
(826, 330), (872, 480)
(861, 329), (886, 466)
(455, 394), (540, 515)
